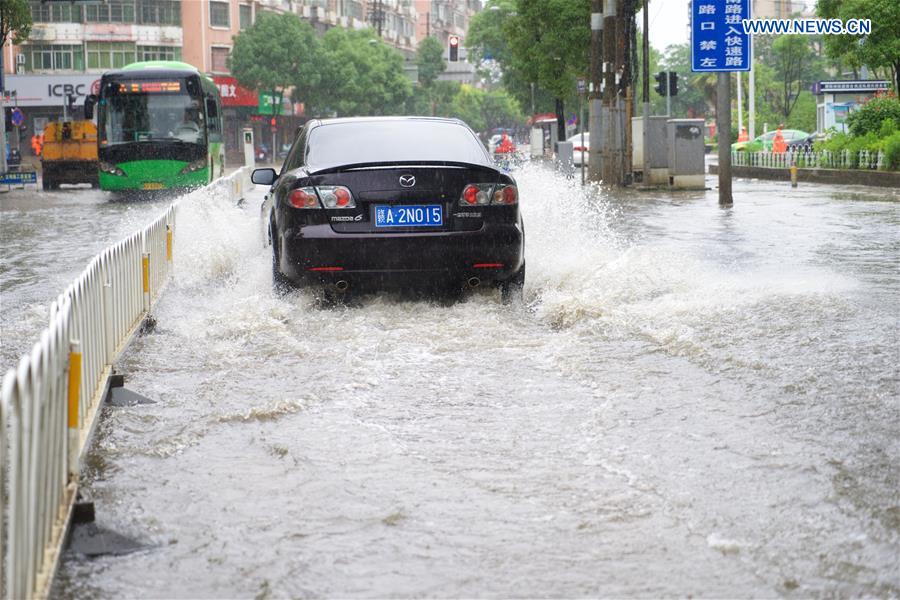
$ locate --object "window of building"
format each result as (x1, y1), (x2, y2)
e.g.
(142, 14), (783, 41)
(26, 44), (85, 71)
(85, 0), (136, 23)
(138, 45), (182, 61)
(209, 1), (230, 27)
(239, 4), (253, 29)
(139, 0), (181, 25)
(210, 47), (230, 73)
(29, 1), (81, 23)
(86, 42), (137, 70)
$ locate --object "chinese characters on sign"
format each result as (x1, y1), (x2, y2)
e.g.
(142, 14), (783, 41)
(691, 0), (751, 72)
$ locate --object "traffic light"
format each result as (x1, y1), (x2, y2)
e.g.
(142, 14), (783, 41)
(654, 71), (666, 96)
(668, 72), (678, 97)
(448, 35), (460, 62)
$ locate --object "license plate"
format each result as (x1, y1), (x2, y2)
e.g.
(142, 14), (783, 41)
(374, 205), (442, 227)
(142, 182), (164, 190)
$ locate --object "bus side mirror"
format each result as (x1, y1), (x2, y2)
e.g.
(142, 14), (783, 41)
(84, 95), (98, 120)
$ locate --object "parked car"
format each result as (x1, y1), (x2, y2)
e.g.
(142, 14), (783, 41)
(786, 132), (820, 151)
(253, 116), (525, 302)
(566, 132), (590, 166)
(732, 129), (810, 152)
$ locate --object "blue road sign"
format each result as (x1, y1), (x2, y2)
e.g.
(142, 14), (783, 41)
(11, 108), (24, 127)
(691, 0), (752, 72)
(1, 171), (37, 185)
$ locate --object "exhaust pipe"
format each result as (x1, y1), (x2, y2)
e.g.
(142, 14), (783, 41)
(334, 280), (349, 292)
(466, 277), (481, 289)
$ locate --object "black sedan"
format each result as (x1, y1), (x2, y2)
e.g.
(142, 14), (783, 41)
(252, 117), (525, 301)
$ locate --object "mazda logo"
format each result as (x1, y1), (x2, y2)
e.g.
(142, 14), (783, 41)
(399, 175), (416, 187)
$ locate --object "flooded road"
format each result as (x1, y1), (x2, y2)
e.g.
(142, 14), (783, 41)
(4, 168), (898, 597)
(0, 186), (172, 368)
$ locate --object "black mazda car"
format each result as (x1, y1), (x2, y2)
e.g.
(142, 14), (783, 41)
(252, 116), (525, 301)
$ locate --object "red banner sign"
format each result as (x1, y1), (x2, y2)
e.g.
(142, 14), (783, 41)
(212, 76), (257, 107)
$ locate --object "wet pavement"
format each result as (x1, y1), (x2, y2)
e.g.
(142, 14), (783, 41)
(3, 167), (898, 597)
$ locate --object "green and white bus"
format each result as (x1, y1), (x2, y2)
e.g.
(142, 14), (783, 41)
(85, 61), (225, 192)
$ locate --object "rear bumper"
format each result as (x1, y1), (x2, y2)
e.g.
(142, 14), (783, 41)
(277, 221), (524, 288)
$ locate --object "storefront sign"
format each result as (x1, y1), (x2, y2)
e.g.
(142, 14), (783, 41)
(212, 76), (257, 107)
(257, 92), (293, 115)
(5, 74), (101, 107)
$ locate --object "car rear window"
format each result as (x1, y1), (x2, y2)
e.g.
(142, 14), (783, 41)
(305, 120), (490, 170)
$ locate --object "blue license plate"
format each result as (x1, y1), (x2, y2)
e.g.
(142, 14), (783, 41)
(374, 205), (442, 227)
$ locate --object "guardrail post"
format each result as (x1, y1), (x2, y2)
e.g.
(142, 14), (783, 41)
(67, 341), (82, 480)
(142, 252), (151, 313)
(166, 224), (173, 265)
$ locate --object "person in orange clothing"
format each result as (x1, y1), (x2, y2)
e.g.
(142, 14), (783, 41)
(738, 127), (749, 142)
(771, 124), (787, 154)
(31, 133), (43, 157)
(495, 133), (515, 154)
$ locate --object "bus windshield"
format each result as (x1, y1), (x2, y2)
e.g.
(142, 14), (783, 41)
(100, 80), (205, 146)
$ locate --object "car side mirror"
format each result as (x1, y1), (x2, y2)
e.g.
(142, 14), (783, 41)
(251, 168), (277, 185)
(84, 94), (98, 120)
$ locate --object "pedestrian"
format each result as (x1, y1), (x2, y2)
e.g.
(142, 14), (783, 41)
(738, 127), (749, 143)
(772, 124), (787, 154)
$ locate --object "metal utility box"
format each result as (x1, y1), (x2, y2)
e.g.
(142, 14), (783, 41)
(631, 116), (669, 185)
(666, 118), (705, 188)
(556, 141), (574, 175)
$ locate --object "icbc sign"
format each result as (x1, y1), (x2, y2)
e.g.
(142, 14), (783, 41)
(212, 76), (258, 107)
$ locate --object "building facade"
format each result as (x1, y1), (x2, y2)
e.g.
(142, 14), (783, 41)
(2, 0), (482, 159)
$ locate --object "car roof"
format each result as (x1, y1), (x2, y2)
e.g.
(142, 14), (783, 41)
(306, 116), (468, 128)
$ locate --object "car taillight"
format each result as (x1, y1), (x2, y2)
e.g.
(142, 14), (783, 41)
(492, 184), (518, 205)
(573, 146), (586, 152)
(317, 185), (356, 208)
(461, 183), (492, 206)
(287, 186), (356, 209)
(288, 187), (319, 209)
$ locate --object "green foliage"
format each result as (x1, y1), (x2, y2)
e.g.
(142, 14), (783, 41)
(845, 94), (900, 137)
(786, 92), (817, 132)
(505, 0), (590, 104)
(416, 37), (445, 89)
(230, 12), (321, 107)
(465, 0), (515, 67)
(883, 131), (900, 170)
(817, 0), (900, 90)
(660, 44), (711, 118)
(312, 28), (412, 117)
(0, 0), (32, 47)
(466, 0), (589, 115)
(770, 35), (820, 119)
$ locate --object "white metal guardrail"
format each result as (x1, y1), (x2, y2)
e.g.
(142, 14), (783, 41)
(732, 149), (889, 170)
(1, 167), (252, 600)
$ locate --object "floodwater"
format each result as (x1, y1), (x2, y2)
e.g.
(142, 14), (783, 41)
(4, 167), (899, 597)
(0, 185), (172, 369)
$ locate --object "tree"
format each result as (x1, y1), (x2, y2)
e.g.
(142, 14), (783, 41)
(770, 35), (813, 120)
(311, 28), (412, 117)
(416, 36), (445, 89)
(660, 43), (712, 118)
(504, 0), (590, 137)
(817, 0), (900, 90)
(229, 12), (321, 110)
(0, 0), (31, 48)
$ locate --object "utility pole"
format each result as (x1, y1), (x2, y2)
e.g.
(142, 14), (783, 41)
(0, 48), (7, 175)
(748, 57), (756, 140)
(600, 0), (617, 184)
(587, 0), (602, 182)
(716, 72), (733, 206)
(641, 0), (649, 186)
(736, 71), (743, 134)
